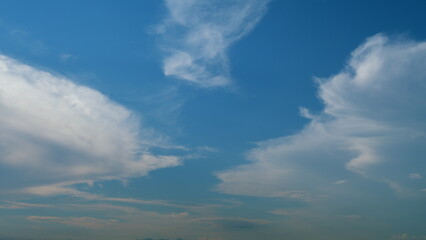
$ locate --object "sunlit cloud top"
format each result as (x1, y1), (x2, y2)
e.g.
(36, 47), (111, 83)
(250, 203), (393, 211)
(0, 55), (180, 196)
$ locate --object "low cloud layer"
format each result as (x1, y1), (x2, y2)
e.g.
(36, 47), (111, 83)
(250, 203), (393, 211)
(0, 55), (180, 196)
(157, 0), (269, 87)
(216, 34), (426, 200)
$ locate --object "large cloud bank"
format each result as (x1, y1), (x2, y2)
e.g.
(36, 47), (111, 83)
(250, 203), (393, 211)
(0, 55), (180, 195)
(216, 35), (426, 200)
(158, 0), (270, 87)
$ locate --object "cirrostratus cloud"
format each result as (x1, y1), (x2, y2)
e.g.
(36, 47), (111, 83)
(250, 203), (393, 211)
(0, 55), (180, 196)
(158, 0), (270, 88)
(216, 34), (426, 200)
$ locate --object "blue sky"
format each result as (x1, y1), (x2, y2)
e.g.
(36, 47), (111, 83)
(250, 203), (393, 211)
(1, 1), (426, 240)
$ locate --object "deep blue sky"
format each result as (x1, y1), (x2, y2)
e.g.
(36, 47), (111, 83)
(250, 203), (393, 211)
(1, 1), (426, 240)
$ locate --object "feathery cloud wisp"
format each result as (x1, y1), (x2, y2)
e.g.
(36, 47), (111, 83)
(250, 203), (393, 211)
(157, 0), (269, 87)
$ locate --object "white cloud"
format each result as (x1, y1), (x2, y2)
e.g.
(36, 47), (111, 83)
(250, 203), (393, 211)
(0, 201), (48, 209)
(216, 34), (426, 199)
(157, 0), (270, 87)
(391, 233), (426, 240)
(0, 55), (180, 196)
(334, 180), (347, 185)
(27, 215), (119, 230)
(193, 217), (269, 230)
(409, 173), (422, 179)
(268, 209), (291, 216)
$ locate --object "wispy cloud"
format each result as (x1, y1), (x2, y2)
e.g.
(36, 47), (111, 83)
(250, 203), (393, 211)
(0, 22), (48, 55)
(0, 198), (251, 240)
(390, 233), (426, 240)
(0, 55), (180, 197)
(334, 180), (347, 185)
(156, 0), (269, 87)
(0, 201), (49, 210)
(193, 217), (269, 230)
(409, 173), (422, 179)
(216, 34), (426, 199)
(26, 216), (61, 221)
(27, 216), (119, 230)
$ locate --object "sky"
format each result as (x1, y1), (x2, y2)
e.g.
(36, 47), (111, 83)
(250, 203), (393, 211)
(1, 0), (426, 239)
